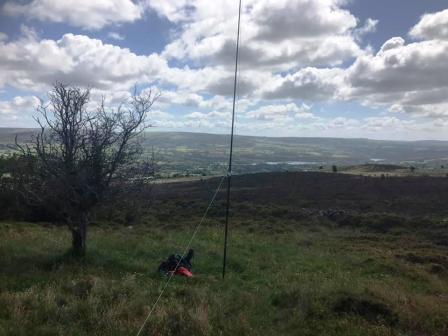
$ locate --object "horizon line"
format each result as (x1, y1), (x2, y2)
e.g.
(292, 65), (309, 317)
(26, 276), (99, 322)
(3, 127), (448, 143)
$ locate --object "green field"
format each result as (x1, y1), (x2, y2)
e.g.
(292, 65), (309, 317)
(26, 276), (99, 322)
(1, 222), (447, 336)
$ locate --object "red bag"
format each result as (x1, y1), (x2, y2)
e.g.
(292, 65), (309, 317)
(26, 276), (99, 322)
(174, 266), (193, 277)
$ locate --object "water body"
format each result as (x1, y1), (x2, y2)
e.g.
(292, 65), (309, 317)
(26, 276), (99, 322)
(265, 161), (320, 166)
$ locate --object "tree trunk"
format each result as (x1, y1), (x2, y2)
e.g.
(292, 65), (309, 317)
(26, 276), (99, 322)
(71, 214), (87, 257)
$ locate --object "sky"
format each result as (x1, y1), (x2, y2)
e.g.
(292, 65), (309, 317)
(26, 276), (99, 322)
(1, 0), (448, 140)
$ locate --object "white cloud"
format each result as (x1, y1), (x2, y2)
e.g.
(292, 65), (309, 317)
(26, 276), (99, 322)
(261, 67), (346, 101)
(410, 9), (448, 41)
(187, 111), (229, 120)
(347, 37), (448, 116)
(156, 89), (204, 107)
(160, 0), (365, 71)
(354, 18), (379, 41)
(0, 28), (260, 103)
(0, 32), (166, 91)
(157, 65), (267, 98)
(147, 109), (177, 128)
(246, 103), (314, 121)
(0, 95), (40, 126)
(362, 116), (413, 131)
(392, 102), (448, 119)
(145, 0), (191, 22)
(253, 0), (356, 41)
(0, 95), (40, 115)
(258, 8), (448, 121)
(326, 117), (359, 129)
(378, 37), (405, 54)
(88, 89), (132, 107)
(183, 110), (231, 129)
(155, 88), (233, 111)
(108, 32), (125, 41)
(3, 0), (142, 30)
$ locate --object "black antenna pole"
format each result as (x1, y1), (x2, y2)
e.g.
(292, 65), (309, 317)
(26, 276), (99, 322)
(222, 0), (242, 279)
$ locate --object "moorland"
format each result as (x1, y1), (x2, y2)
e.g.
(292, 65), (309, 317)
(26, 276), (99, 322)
(2, 172), (448, 335)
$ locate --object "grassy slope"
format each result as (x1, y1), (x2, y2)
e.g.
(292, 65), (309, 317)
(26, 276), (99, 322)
(2, 172), (448, 335)
(1, 221), (448, 336)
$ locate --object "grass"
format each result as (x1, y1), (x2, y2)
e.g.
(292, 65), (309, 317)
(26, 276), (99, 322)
(1, 221), (448, 336)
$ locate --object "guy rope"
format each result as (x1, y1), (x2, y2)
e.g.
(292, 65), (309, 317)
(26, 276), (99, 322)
(136, 176), (226, 336)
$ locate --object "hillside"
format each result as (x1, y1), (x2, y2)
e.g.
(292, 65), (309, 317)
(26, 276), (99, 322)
(2, 171), (448, 335)
(142, 132), (448, 168)
(5, 129), (448, 176)
(0, 128), (34, 144)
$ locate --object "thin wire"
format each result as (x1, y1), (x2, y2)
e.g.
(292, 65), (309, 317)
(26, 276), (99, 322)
(233, 6), (243, 159)
(135, 174), (226, 336)
(222, 0), (242, 279)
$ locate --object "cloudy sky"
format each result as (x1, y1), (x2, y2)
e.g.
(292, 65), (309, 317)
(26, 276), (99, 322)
(1, 0), (448, 140)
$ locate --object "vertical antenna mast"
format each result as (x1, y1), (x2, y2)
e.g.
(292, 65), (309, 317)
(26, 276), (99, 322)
(222, 0), (242, 279)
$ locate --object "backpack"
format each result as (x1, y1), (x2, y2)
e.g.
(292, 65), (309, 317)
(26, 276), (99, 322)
(158, 249), (194, 277)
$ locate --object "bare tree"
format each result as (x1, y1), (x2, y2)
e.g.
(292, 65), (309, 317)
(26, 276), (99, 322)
(16, 83), (158, 256)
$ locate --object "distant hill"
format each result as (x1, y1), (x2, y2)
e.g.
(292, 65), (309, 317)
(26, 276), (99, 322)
(0, 128), (35, 144)
(3, 129), (448, 174)
(141, 131), (448, 163)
